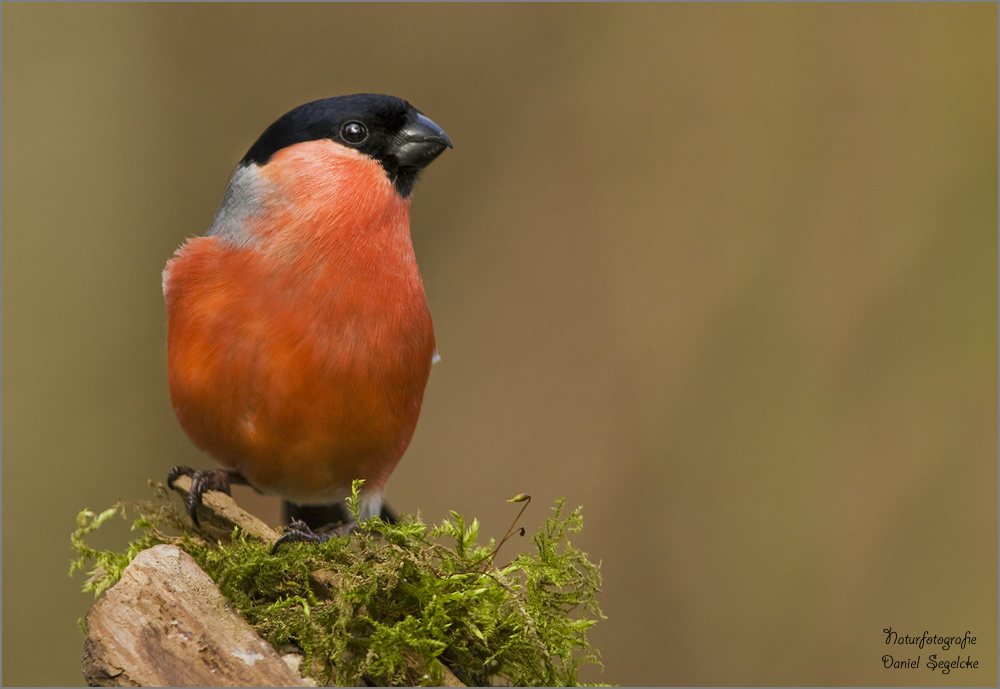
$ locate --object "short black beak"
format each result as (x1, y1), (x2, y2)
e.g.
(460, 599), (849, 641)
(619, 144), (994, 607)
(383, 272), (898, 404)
(395, 113), (452, 170)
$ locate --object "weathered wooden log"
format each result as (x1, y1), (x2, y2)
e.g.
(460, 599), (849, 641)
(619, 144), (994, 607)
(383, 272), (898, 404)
(82, 544), (314, 687)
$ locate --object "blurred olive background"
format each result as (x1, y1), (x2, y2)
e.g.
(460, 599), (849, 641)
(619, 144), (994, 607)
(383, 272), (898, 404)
(4, 3), (997, 686)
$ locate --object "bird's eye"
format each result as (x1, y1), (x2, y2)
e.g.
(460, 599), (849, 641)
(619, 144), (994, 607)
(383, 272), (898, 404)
(340, 121), (368, 144)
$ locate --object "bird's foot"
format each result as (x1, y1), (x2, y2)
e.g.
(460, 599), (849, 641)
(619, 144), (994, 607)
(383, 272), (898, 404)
(271, 518), (357, 553)
(166, 465), (248, 527)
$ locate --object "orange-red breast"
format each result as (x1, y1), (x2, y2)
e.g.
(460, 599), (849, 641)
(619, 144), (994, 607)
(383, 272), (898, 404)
(163, 94), (451, 539)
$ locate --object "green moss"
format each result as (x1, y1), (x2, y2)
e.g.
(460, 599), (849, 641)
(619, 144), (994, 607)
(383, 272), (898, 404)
(70, 483), (606, 687)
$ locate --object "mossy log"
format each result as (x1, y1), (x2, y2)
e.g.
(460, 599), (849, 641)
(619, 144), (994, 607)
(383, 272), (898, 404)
(81, 476), (465, 687)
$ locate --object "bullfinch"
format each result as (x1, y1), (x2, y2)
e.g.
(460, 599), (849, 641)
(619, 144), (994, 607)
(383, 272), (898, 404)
(163, 94), (451, 544)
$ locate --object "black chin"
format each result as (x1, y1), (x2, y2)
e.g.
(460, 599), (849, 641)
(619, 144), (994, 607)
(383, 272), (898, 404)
(387, 166), (422, 199)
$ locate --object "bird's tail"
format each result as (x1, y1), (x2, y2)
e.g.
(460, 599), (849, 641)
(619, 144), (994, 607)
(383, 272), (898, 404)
(283, 501), (398, 530)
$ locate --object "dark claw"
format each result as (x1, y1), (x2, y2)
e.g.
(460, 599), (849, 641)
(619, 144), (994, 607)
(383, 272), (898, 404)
(166, 466), (246, 527)
(272, 518), (357, 554)
(272, 519), (328, 553)
(166, 465), (195, 489)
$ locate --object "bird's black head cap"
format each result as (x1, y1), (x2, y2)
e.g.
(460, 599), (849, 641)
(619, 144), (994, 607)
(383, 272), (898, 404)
(241, 94), (452, 198)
